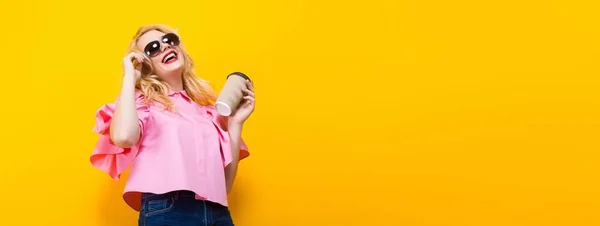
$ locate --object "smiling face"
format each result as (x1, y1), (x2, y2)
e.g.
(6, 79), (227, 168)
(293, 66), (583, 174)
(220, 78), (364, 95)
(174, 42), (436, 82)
(136, 30), (184, 79)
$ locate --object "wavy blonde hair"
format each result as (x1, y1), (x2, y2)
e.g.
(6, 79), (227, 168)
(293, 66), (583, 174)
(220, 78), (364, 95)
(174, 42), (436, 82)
(128, 24), (216, 110)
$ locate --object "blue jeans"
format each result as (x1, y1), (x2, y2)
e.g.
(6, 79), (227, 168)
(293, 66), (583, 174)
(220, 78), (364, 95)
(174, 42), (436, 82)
(138, 190), (235, 226)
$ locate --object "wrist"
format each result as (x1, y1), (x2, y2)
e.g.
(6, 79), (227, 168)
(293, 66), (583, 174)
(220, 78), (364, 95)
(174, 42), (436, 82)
(227, 121), (243, 130)
(227, 121), (243, 132)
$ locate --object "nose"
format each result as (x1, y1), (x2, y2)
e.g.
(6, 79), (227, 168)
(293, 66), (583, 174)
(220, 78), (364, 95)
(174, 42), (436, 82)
(161, 44), (172, 52)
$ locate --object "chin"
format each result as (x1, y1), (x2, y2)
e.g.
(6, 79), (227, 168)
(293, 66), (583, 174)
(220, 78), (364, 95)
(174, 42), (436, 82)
(156, 60), (184, 76)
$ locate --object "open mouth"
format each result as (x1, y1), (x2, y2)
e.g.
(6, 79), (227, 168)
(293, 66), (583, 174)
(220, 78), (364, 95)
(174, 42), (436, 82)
(162, 50), (178, 64)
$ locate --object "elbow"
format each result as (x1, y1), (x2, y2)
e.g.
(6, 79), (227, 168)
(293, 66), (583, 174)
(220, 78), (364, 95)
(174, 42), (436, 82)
(109, 130), (139, 148)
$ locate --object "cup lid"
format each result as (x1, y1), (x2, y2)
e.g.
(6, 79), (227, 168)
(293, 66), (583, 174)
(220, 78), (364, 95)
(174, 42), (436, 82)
(227, 72), (251, 82)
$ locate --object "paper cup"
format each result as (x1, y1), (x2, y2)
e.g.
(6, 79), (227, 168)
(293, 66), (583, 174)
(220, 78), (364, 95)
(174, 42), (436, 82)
(215, 72), (251, 116)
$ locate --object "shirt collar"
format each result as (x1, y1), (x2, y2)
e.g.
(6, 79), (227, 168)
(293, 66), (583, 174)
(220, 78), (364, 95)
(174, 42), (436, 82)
(168, 89), (192, 102)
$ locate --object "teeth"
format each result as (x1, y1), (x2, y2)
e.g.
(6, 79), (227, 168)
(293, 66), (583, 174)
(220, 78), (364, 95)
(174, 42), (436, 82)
(163, 52), (177, 62)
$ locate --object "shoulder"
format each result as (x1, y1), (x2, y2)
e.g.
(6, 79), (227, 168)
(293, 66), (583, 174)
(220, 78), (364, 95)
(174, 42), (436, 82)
(134, 91), (149, 105)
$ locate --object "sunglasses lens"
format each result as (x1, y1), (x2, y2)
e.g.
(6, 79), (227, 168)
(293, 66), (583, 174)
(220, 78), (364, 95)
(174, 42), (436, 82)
(144, 41), (161, 57)
(162, 33), (180, 46)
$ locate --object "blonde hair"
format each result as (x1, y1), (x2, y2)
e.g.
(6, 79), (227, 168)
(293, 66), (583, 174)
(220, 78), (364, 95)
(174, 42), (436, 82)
(128, 24), (216, 110)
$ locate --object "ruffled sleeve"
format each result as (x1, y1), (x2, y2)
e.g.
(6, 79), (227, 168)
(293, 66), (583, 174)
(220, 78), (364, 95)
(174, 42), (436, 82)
(90, 94), (151, 180)
(204, 106), (250, 167)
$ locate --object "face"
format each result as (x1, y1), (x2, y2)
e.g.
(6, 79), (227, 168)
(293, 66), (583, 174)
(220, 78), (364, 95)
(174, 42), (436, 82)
(136, 30), (184, 79)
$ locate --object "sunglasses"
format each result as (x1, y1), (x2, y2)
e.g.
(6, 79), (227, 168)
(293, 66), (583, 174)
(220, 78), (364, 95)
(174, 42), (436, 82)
(143, 33), (181, 58)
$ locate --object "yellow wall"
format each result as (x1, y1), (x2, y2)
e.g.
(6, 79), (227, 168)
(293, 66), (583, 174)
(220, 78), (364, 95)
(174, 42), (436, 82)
(0, 0), (599, 225)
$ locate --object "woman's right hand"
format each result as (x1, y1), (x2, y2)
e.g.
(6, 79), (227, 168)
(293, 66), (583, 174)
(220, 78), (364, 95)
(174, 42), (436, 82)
(123, 52), (145, 81)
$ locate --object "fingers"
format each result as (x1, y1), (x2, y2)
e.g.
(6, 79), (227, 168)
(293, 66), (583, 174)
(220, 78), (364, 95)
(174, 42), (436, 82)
(242, 96), (255, 106)
(242, 80), (255, 98)
(245, 80), (254, 92)
(242, 80), (255, 107)
(242, 88), (255, 98)
(236, 80), (255, 110)
(133, 53), (144, 63)
(135, 54), (144, 63)
(134, 61), (143, 71)
(125, 52), (144, 63)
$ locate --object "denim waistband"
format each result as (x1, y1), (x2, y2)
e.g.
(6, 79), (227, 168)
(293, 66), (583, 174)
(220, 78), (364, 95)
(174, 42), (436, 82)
(141, 190), (198, 202)
(138, 190), (233, 225)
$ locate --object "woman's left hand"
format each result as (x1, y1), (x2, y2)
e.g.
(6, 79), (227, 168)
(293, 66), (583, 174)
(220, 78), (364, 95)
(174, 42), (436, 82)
(229, 80), (255, 126)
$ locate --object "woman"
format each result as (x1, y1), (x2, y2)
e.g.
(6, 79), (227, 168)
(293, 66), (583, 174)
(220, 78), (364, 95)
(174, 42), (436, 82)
(90, 24), (254, 226)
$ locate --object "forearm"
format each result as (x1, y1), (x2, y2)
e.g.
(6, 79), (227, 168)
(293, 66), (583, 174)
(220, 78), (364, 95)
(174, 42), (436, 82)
(225, 123), (242, 193)
(109, 76), (141, 148)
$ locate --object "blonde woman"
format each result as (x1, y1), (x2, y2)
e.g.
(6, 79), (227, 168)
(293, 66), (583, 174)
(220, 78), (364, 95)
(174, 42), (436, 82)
(90, 24), (254, 226)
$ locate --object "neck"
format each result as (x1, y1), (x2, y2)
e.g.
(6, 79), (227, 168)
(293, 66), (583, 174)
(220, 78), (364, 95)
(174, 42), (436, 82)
(164, 75), (184, 92)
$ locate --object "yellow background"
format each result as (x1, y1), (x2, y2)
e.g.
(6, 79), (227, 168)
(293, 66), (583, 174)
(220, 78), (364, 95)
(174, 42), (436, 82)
(0, 0), (599, 225)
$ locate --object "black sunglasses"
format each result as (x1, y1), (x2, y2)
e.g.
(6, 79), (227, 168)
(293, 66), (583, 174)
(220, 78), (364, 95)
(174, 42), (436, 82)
(143, 33), (181, 58)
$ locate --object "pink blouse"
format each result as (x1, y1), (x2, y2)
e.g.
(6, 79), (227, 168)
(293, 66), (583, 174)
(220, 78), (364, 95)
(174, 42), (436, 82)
(90, 90), (249, 211)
